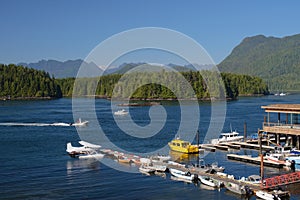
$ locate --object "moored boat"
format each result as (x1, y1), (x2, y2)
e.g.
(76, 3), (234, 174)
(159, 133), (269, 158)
(265, 153), (291, 166)
(139, 164), (156, 174)
(239, 174), (261, 185)
(168, 138), (199, 154)
(169, 168), (198, 182)
(199, 176), (222, 188)
(211, 131), (244, 144)
(256, 189), (290, 200)
(224, 181), (252, 195)
(118, 156), (132, 164)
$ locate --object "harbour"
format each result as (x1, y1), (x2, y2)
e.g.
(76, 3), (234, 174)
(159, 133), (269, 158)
(2, 96), (300, 199)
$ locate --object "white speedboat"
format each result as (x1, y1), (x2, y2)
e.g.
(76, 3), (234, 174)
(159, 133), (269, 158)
(72, 118), (89, 126)
(211, 131), (244, 144)
(169, 168), (197, 182)
(265, 153), (291, 166)
(199, 176), (221, 188)
(224, 181), (252, 195)
(139, 164), (156, 174)
(114, 109), (128, 116)
(239, 174), (261, 185)
(256, 190), (289, 200)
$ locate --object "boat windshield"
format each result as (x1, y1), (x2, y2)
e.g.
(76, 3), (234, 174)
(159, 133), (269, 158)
(181, 142), (190, 148)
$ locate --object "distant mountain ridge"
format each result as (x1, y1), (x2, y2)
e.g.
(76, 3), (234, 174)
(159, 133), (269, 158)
(19, 59), (212, 78)
(19, 59), (102, 78)
(218, 34), (300, 91)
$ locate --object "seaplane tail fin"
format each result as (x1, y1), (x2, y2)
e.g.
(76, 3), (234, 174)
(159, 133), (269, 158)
(66, 142), (74, 152)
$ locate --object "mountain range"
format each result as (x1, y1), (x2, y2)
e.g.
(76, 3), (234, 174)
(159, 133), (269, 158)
(17, 33), (300, 91)
(19, 59), (102, 78)
(218, 34), (300, 92)
(19, 60), (212, 77)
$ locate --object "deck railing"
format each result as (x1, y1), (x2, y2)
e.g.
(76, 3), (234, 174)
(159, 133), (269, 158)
(263, 122), (300, 135)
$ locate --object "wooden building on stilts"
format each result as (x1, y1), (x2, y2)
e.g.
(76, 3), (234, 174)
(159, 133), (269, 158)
(261, 104), (300, 149)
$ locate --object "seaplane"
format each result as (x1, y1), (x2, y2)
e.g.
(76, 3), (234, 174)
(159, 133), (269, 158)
(66, 141), (101, 157)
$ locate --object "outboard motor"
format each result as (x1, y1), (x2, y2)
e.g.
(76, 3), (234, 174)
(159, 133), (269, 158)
(244, 186), (253, 196)
(291, 160), (296, 171)
(193, 174), (198, 182)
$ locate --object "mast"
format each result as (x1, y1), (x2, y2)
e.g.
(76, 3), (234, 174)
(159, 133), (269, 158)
(259, 129), (264, 189)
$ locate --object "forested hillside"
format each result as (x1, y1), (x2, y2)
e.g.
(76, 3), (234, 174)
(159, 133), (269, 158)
(218, 34), (300, 91)
(58, 71), (269, 99)
(0, 64), (62, 99)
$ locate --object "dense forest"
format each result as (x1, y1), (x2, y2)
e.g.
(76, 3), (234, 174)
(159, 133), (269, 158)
(0, 64), (268, 100)
(0, 64), (62, 99)
(218, 34), (300, 92)
(58, 71), (269, 100)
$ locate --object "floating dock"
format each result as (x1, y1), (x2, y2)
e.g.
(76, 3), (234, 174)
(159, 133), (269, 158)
(231, 142), (275, 151)
(227, 154), (285, 168)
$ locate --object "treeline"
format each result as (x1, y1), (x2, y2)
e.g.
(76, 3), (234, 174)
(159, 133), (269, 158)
(58, 71), (269, 99)
(0, 64), (62, 99)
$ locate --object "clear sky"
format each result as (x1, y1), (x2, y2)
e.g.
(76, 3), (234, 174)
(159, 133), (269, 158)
(1, 0), (300, 65)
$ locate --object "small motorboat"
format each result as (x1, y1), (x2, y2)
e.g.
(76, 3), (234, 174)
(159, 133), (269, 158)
(139, 164), (156, 174)
(199, 176), (222, 188)
(239, 174), (261, 185)
(168, 138), (199, 154)
(169, 168), (197, 182)
(72, 118), (89, 126)
(118, 156), (132, 164)
(151, 155), (171, 163)
(114, 109), (128, 116)
(224, 181), (252, 195)
(210, 162), (225, 172)
(265, 153), (291, 166)
(256, 189), (290, 200)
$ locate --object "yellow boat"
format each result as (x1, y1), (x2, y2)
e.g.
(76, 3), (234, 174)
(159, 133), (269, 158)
(168, 138), (199, 154)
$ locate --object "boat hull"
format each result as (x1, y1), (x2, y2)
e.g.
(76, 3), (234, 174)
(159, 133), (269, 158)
(169, 168), (197, 181)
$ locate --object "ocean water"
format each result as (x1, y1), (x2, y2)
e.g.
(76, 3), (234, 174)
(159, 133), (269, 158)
(0, 95), (300, 200)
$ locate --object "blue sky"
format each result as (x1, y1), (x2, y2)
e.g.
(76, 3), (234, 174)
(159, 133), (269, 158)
(1, 0), (300, 65)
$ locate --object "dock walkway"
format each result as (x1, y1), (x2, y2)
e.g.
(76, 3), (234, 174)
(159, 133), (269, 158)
(227, 154), (285, 168)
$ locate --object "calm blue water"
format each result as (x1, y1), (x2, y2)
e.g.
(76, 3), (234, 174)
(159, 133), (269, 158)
(0, 95), (300, 200)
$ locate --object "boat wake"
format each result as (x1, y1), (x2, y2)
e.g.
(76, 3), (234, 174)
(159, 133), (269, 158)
(0, 122), (72, 127)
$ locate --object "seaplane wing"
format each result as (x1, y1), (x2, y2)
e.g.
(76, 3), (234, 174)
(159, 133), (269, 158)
(78, 141), (101, 149)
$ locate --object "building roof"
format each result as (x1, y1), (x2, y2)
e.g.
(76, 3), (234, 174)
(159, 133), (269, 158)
(261, 104), (300, 113)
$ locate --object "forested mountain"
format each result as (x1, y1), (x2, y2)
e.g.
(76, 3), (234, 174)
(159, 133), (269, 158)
(19, 59), (102, 78)
(218, 34), (300, 92)
(57, 71), (268, 100)
(0, 64), (62, 99)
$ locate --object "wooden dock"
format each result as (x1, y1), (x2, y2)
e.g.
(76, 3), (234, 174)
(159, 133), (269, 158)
(200, 140), (275, 152)
(227, 154), (285, 168)
(198, 144), (216, 152)
(231, 142), (275, 151)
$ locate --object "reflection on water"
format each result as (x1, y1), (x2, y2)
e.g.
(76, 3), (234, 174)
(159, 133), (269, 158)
(169, 150), (203, 164)
(66, 159), (101, 175)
